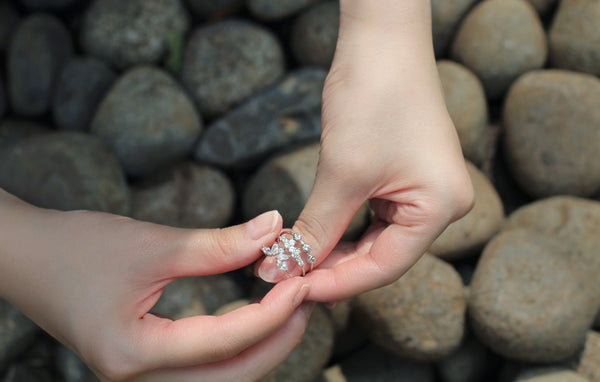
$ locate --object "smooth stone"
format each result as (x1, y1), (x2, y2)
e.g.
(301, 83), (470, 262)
(469, 230), (598, 362)
(431, 0), (478, 56)
(451, 0), (547, 100)
(91, 66), (202, 177)
(503, 70), (600, 197)
(429, 161), (504, 260)
(195, 68), (325, 168)
(0, 119), (49, 149)
(55, 344), (99, 382)
(291, 1), (339, 68)
(81, 0), (190, 70)
(0, 2), (19, 53)
(181, 19), (284, 117)
(316, 365), (346, 382)
(526, 0), (558, 14)
(247, 0), (318, 20)
(7, 13), (73, 116)
(2, 363), (54, 382)
(515, 368), (590, 382)
(0, 300), (39, 368)
(131, 163), (234, 229)
(53, 57), (116, 131)
(261, 305), (334, 382)
(0, 78), (5, 119)
(577, 331), (600, 381)
(549, 0), (600, 76)
(437, 60), (488, 165)
(17, 0), (83, 11)
(355, 254), (466, 361)
(186, 0), (244, 18)
(437, 335), (490, 382)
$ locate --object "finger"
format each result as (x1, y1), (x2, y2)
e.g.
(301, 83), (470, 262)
(135, 277), (310, 369)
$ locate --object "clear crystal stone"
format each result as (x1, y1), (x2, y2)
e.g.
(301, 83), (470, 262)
(293, 232), (302, 240)
(302, 243), (310, 252)
(277, 260), (288, 271)
(308, 255), (316, 264)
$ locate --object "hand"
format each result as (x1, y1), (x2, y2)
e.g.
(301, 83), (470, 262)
(257, 0), (474, 301)
(0, 193), (313, 382)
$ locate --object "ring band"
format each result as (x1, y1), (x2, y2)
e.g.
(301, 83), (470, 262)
(261, 229), (315, 275)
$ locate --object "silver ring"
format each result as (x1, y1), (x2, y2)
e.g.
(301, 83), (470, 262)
(261, 229), (315, 276)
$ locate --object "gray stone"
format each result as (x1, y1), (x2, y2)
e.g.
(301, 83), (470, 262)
(185, 0), (244, 18)
(526, 0), (558, 14)
(451, 0), (547, 100)
(53, 57), (116, 131)
(595, 310), (600, 330)
(247, 0), (319, 20)
(2, 363), (54, 382)
(91, 66), (202, 177)
(0, 78), (5, 120)
(181, 19), (284, 117)
(549, 0), (600, 76)
(355, 254), (466, 361)
(195, 69), (325, 168)
(0, 300), (39, 368)
(0, 132), (130, 214)
(503, 70), (600, 198)
(131, 163), (234, 229)
(81, 0), (190, 70)
(515, 368), (590, 382)
(291, 1), (339, 68)
(429, 161), (504, 260)
(437, 60), (488, 165)
(7, 13), (73, 116)
(55, 344), (99, 382)
(469, 230), (599, 362)
(0, 119), (49, 150)
(577, 331), (600, 382)
(431, 0), (478, 56)
(0, 2), (19, 53)
(437, 335), (490, 382)
(17, 0), (84, 11)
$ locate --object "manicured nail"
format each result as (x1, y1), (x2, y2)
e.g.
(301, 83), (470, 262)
(246, 210), (279, 240)
(302, 301), (316, 319)
(258, 264), (285, 283)
(292, 284), (311, 308)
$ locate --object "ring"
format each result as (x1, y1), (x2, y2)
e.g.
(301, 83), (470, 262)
(261, 229), (316, 276)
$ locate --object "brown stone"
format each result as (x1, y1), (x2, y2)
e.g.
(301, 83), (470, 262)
(577, 331), (600, 382)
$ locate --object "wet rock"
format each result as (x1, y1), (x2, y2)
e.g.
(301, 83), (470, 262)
(431, 0), (478, 56)
(53, 57), (116, 131)
(0, 300), (39, 368)
(577, 331), (600, 381)
(131, 163), (234, 229)
(17, 0), (83, 11)
(355, 254), (466, 361)
(503, 70), (600, 198)
(195, 68), (325, 168)
(515, 368), (590, 382)
(291, 1), (339, 68)
(437, 60), (488, 165)
(0, 119), (48, 149)
(247, 0), (319, 20)
(429, 161), (504, 260)
(55, 345), (99, 382)
(261, 305), (334, 382)
(81, 0), (190, 70)
(469, 230), (598, 362)
(549, 0), (600, 76)
(0, 132), (130, 214)
(437, 335), (490, 382)
(186, 0), (244, 18)
(451, 0), (547, 100)
(0, 2), (19, 53)
(7, 13), (73, 116)
(526, 0), (558, 15)
(91, 66), (202, 177)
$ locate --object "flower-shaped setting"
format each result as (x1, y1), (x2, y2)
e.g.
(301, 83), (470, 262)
(261, 229), (315, 275)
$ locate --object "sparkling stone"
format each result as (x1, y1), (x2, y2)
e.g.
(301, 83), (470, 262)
(262, 245), (271, 255)
(302, 243), (311, 252)
(290, 247), (300, 256)
(293, 232), (302, 240)
(277, 260), (288, 271)
(308, 255), (316, 264)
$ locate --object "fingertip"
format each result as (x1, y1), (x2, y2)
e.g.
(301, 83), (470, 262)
(246, 210), (282, 241)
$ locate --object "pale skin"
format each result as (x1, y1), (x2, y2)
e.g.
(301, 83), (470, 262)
(0, 1), (473, 381)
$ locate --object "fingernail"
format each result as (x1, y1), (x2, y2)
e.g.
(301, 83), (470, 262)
(302, 301), (316, 319)
(258, 264), (284, 283)
(246, 210), (279, 240)
(292, 284), (311, 308)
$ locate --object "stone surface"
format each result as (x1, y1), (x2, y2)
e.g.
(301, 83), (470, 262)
(549, 0), (600, 76)
(7, 13), (73, 116)
(2, 363), (54, 382)
(81, 0), (190, 70)
(451, 0), (547, 100)
(355, 254), (466, 361)
(91, 66), (202, 177)
(515, 368), (590, 382)
(261, 305), (334, 382)
(503, 70), (600, 198)
(131, 163), (234, 229)
(0, 78), (5, 120)
(437, 335), (490, 382)
(429, 161), (504, 260)
(437, 60), (488, 165)
(291, 1), (339, 68)
(186, 0), (244, 18)
(577, 331), (600, 382)
(55, 345), (99, 382)
(0, 119), (48, 149)
(0, 300), (39, 368)
(469, 230), (599, 362)
(0, 2), (19, 53)
(0, 132), (130, 214)
(195, 68), (325, 168)
(17, 0), (83, 11)
(526, 0), (558, 14)
(247, 0), (319, 20)
(53, 57), (116, 131)
(431, 0), (478, 56)
(182, 19), (284, 117)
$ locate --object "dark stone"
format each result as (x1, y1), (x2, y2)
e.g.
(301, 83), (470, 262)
(2, 362), (54, 382)
(291, 1), (339, 68)
(0, 119), (49, 150)
(431, 0), (478, 57)
(185, 0), (244, 18)
(0, 78), (5, 120)
(515, 368), (589, 382)
(247, 0), (320, 20)
(55, 344), (99, 382)
(0, 2), (19, 53)
(0, 300), (39, 369)
(17, 0), (84, 11)
(437, 335), (490, 382)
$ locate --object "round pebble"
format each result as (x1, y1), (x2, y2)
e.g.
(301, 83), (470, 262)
(81, 0), (190, 70)
(7, 13), (73, 116)
(0, 119), (48, 149)
(577, 331), (600, 381)
(0, 77), (6, 119)
(91, 66), (202, 177)
(181, 19), (284, 117)
(515, 368), (590, 382)
(17, 0), (83, 11)
(451, 0), (547, 100)
(55, 345), (98, 382)
(431, 0), (478, 56)
(437, 335), (490, 382)
(186, 0), (244, 18)
(503, 70), (600, 198)
(291, 1), (339, 68)
(549, 0), (600, 76)
(0, 2), (19, 53)
(247, 0), (317, 20)
(0, 300), (40, 369)
(355, 254), (466, 361)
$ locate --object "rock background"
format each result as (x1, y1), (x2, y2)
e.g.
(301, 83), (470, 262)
(0, 0), (599, 381)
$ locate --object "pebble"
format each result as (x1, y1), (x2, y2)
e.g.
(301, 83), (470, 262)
(577, 331), (600, 381)
(451, 0), (547, 100)
(181, 19), (284, 117)
(0, 78), (6, 119)
(91, 66), (202, 177)
(468, 230), (598, 362)
(429, 161), (504, 260)
(526, 0), (558, 14)
(186, 0), (244, 18)
(55, 344), (99, 382)
(2, 362), (54, 382)
(0, 300), (39, 369)
(261, 305), (334, 382)
(355, 254), (466, 361)
(131, 163), (234, 229)
(53, 57), (116, 131)
(7, 13), (73, 116)
(437, 334), (490, 382)
(0, 119), (48, 149)
(549, 0), (600, 76)
(515, 368), (590, 382)
(0, 132), (130, 214)
(247, 0), (318, 20)
(503, 70), (600, 198)
(0, 2), (19, 53)
(437, 60), (488, 165)
(431, 0), (478, 56)
(17, 0), (83, 11)
(195, 68), (325, 168)
(291, 1), (339, 68)
(81, 0), (190, 70)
